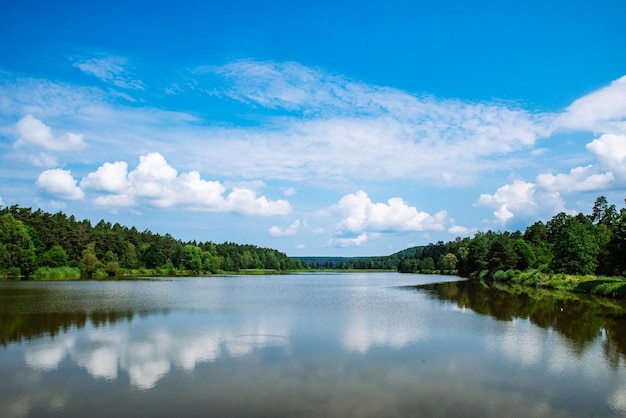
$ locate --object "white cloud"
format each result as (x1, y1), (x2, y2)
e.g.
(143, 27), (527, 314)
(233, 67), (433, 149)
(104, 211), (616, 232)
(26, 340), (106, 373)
(477, 180), (565, 224)
(329, 233), (371, 248)
(28, 152), (59, 168)
(94, 194), (135, 208)
(190, 60), (553, 185)
(81, 161), (129, 193)
(448, 225), (472, 236)
(335, 190), (446, 235)
(224, 188), (291, 216)
(556, 75), (626, 134)
(127, 152), (180, 200)
(536, 165), (614, 192)
(269, 220), (301, 237)
(5, 63), (626, 197)
(586, 133), (626, 181)
(0, 195), (3, 207)
(528, 133), (626, 196)
(80, 153), (290, 216)
(284, 187), (296, 196)
(14, 114), (85, 151)
(36, 169), (85, 200)
(73, 55), (143, 90)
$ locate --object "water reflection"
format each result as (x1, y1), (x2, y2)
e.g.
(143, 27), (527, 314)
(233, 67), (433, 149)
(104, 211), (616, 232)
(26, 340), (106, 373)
(412, 280), (626, 368)
(2, 275), (626, 417)
(340, 286), (426, 353)
(18, 313), (291, 390)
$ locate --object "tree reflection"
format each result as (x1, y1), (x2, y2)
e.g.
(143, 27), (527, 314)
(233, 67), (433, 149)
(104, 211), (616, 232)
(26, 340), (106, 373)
(412, 280), (626, 367)
(0, 284), (168, 346)
(0, 310), (149, 346)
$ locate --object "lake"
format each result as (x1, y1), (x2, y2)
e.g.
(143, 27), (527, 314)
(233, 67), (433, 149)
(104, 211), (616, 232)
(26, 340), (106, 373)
(1, 273), (626, 417)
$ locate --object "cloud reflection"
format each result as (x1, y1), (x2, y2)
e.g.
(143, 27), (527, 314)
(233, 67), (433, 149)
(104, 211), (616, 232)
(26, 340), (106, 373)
(24, 334), (75, 371)
(23, 315), (290, 390)
(341, 289), (425, 353)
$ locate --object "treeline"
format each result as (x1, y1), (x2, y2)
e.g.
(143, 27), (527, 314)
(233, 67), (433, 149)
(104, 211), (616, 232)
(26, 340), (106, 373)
(398, 196), (626, 279)
(296, 255), (400, 270)
(0, 205), (302, 278)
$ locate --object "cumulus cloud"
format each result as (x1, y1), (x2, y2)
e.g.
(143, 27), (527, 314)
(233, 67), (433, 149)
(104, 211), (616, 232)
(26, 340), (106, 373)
(556, 75), (626, 134)
(269, 220), (301, 237)
(477, 180), (564, 224)
(81, 161), (129, 193)
(81, 153), (290, 215)
(73, 55), (143, 90)
(14, 114), (85, 151)
(36, 169), (85, 200)
(0, 60), (561, 197)
(586, 133), (626, 181)
(525, 133), (626, 198)
(536, 166), (614, 192)
(336, 190), (446, 234)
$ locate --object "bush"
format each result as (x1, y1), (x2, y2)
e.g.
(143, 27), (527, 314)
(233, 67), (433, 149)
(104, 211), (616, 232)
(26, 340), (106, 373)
(492, 270), (509, 281)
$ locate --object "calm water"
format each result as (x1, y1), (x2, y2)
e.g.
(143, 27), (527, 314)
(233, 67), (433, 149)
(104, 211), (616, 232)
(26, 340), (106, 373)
(1, 273), (626, 418)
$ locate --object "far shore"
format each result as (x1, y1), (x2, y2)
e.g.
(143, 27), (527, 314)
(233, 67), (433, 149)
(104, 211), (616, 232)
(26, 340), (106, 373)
(3, 267), (625, 300)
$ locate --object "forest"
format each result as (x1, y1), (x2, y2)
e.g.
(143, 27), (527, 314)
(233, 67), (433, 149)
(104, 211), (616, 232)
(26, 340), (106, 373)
(0, 205), (303, 278)
(397, 196), (626, 296)
(2, 196), (625, 285)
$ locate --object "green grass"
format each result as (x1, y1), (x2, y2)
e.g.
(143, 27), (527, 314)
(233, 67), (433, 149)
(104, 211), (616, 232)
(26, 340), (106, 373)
(502, 268), (626, 298)
(33, 267), (81, 280)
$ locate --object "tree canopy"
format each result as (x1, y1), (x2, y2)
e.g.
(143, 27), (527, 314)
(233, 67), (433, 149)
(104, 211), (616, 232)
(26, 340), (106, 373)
(0, 205), (302, 277)
(398, 196), (626, 279)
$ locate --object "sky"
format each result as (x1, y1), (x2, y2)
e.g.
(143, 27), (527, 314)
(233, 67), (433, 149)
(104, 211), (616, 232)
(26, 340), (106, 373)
(1, 0), (625, 256)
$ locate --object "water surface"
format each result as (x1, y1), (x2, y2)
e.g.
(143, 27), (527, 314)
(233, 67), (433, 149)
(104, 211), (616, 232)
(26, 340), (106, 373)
(1, 273), (625, 417)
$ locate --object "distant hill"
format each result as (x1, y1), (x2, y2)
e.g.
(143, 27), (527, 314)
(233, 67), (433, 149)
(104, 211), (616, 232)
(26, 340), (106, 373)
(294, 246), (423, 270)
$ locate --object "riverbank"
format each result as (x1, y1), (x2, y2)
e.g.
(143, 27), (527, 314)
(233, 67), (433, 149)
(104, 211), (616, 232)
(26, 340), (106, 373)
(5, 267), (625, 299)
(487, 269), (626, 298)
(0, 267), (399, 281)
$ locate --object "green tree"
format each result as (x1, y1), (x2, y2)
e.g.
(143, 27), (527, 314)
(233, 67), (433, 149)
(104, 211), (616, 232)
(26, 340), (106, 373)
(551, 214), (599, 274)
(265, 252), (280, 270)
(120, 242), (139, 269)
(610, 210), (626, 275)
(79, 243), (101, 278)
(464, 232), (490, 276)
(589, 196), (609, 224)
(182, 244), (202, 273)
(0, 213), (36, 276)
(441, 253), (458, 271)
(141, 243), (164, 269)
(595, 223), (614, 275)
(420, 257), (435, 271)
(103, 250), (119, 277)
(487, 233), (518, 272)
(398, 258), (418, 273)
(512, 239), (535, 271)
(38, 244), (69, 268)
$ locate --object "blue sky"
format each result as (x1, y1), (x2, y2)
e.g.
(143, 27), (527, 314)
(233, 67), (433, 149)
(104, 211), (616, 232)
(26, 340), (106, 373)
(1, 0), (625, 256)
